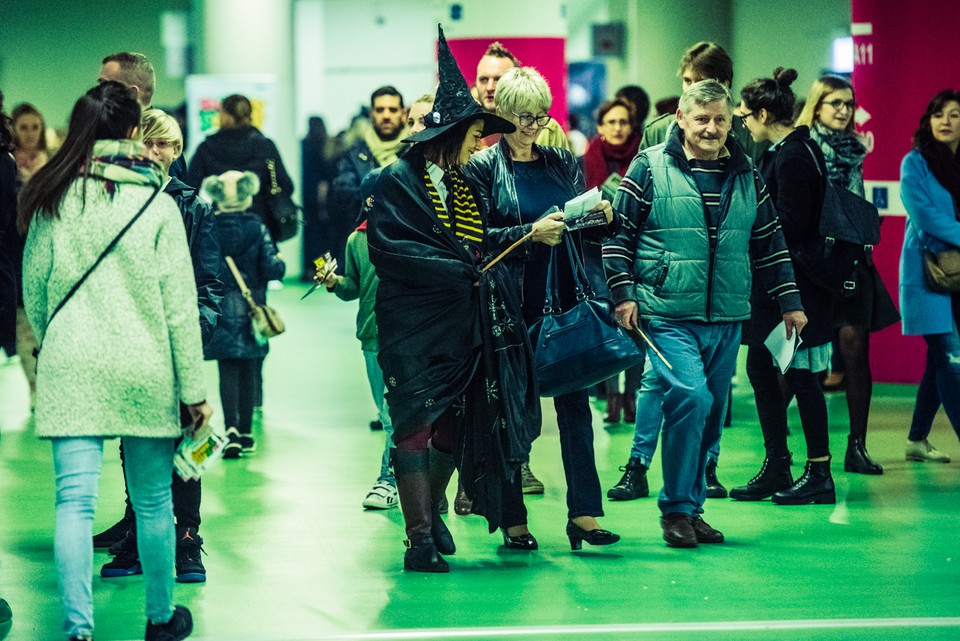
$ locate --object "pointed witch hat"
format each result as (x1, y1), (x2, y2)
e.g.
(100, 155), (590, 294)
(405, 24), (515, 143)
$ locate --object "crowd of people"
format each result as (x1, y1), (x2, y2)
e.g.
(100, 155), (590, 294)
(0, 26), (958, 641)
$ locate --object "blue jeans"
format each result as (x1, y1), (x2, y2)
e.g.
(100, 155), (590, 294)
(909, 325), (960, 442)
(645, 321), (740, 517)
(555, 389), (603, 518)
(363, 350), (395, 483)
(53, 437), (176, 638)
(628, 355), (720, 468)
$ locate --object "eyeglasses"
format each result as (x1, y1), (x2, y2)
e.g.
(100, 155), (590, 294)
(739, 111), (755, 127)
(511, 111), (551, 128)
(822, 99), (856, 112)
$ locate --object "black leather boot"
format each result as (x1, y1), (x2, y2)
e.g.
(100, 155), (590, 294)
(845, 434), (883, 474)
(603, 392), (622, 423)
(428, 446), (457, 555)
(705, 460), (727, 499)
(395, 450), (448, 572)
(772, 459), (836, 505)
(730, 455), (793, 501)
(606, 457), (649, 500)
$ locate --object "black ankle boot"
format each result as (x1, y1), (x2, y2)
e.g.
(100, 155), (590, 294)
(395, 450), (449, 572)
(845, 435), (883, 474)
(606, 457), (649, 500)
(772, 459), (836, 505)
(705, 460), (727, 499)
(730, 455), (793, 501)
(428, 446), (456, 555)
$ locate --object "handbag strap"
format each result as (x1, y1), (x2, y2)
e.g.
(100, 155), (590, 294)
(542, 235), (591, 313)
(266, 159), (281, 196)
(224, 256), (260, 312)
(45, 186), (161, 333)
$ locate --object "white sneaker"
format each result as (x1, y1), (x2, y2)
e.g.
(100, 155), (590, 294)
(362, 480), (398, 509)
(905, 439), (951, 463)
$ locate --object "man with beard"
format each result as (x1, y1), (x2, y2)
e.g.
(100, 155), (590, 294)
(330, 86), (408, 268)
(603, 80), (806, 548)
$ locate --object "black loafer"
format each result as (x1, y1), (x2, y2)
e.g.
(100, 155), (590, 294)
(661, 513), (697, 548)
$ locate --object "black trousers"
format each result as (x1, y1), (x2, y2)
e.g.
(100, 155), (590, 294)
(218, 358), (258, 434)
(746, 345), (830, 460)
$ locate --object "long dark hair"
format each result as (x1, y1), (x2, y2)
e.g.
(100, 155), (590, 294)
(416, 118), (479, 168)
(913, 89), (960, 152)
(740, 67), (799, 125)
(17, 81), (141, 233)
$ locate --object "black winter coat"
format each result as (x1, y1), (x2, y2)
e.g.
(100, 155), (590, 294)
(742, 127), (834, 348)
(464, 139), (620, 324)
(164, 177), (224, 346)
(186, 126), (294, 240)
(205, 211), (285, 361)
(0, 151), (17, 352)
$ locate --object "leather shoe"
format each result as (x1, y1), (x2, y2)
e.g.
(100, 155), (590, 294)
(660, 513), (697, 548)
(501, 528), (539, 550)
(690, 516), (724, 543)
(566, 520), (620, 550)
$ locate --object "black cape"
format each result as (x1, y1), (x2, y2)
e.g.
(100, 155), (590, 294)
(367, 149), (541, 532)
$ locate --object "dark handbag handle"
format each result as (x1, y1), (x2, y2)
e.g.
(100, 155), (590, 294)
(542, 235), (592, 313)
(44, 186), (161, 337)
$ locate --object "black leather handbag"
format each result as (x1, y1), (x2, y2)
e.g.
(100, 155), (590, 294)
(527, 236), (643, 397)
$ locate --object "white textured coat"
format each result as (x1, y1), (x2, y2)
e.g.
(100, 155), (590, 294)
(23, 180), (207, 438)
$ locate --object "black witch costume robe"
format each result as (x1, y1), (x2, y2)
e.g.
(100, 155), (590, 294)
(367, 147), (541, 532)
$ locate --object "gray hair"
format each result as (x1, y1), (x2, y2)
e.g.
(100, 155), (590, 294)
(679, 79), (734, 115)
(494, 67), (552, 118)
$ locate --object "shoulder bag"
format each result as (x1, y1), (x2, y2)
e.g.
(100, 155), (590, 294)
(34, 186), (161, 361)
(919, 236), (960, 292)
(224, 255), (285, 345)
(265, 158), (299, 242)
(526, 235), (643, 397)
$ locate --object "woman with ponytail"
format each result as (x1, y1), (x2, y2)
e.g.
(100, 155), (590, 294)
(20, 81), (206, 640)
(732, 68), (836, 505)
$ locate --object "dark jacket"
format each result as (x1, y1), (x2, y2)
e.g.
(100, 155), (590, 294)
(743, 127), (833, 348)
(186, 126), (294, 239)
(205, 211), (285, 361)
(0, 151), (17, 351)
(164, 177), (224, 346)
(464, 139), (620, 320)
(331, 138), (378, 226)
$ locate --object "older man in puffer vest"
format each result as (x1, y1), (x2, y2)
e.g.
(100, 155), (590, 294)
(603, 80), (807, 549)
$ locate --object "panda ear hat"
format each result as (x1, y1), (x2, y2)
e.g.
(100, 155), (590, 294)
(201, 170), (261, 213)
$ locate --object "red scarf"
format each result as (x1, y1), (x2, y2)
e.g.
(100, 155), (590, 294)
(583, 132), (641, 189)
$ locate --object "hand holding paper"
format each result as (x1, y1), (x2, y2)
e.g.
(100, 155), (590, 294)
(764, 320), (804, 374)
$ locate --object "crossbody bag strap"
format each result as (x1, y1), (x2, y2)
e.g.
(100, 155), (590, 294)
(224, 256), (259, 312)
(45, 186), (161, 334)
(266, 158), (281, 196)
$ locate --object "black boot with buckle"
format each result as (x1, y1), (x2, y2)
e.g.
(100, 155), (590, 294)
(395, 449), (449, 572)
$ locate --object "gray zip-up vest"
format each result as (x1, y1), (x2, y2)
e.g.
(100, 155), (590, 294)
(633, 145), (757, 322)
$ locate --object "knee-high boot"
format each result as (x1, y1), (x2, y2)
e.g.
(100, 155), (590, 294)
(394, 449), (448, 573)
(428, 446), (457, 555)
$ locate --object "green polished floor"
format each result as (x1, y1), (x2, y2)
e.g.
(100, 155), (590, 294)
(1, 281), (958, 641)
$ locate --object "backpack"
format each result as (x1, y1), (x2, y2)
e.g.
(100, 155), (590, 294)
(788, 140), (881, 299)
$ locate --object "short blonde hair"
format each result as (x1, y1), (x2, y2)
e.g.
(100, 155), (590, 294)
(494, 67), (551, 118)
(141, 108), (183, 154)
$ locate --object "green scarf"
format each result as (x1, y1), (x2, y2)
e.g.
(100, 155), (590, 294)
(85, 140), (163, 192)
(363, 126), (409, 167)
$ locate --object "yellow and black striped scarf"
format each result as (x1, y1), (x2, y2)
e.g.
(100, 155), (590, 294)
(425, 166), (484, 245)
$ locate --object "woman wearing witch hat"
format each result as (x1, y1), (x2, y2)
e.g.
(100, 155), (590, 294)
(367, 25), (556, 572)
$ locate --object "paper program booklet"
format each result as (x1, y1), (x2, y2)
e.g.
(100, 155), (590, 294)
(563, 187), (605, 231)
(174, 424), (228, 481)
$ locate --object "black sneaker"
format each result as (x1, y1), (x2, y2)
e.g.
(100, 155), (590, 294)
(145, 604), (193, 641)
(223, 427), (242, 459)
(100, 535), (142, 577)
(93, 516), (131, 548)
(239, 433), (256, 454)
(175, 527), (206, 583)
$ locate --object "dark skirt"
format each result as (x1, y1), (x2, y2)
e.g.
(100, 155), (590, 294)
(833, 263), (900, 332)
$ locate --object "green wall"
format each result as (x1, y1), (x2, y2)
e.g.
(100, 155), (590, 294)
(0, 0), (190, 129)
